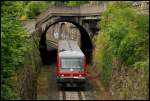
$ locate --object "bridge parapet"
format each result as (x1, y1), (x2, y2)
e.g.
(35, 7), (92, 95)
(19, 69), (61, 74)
(80, 3), (105, 15)
(36, 3), (106, 27)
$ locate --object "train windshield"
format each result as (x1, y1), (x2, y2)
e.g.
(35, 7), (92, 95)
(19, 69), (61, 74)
(61, 58), (83, 69)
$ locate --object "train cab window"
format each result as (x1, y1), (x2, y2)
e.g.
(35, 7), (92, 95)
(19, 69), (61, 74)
(61, 58), (83, 69)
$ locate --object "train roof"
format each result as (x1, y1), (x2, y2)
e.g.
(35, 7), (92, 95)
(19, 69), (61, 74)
(58, 40), (84, 58)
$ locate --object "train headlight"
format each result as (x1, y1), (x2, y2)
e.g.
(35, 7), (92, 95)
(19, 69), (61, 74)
(79, 74), (82, 77)
(61, 74), (64, 77)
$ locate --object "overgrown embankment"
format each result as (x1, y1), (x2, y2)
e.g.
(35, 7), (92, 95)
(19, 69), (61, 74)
(93, 2), (149, 100)
(16, 32), (41, 100)
(1, 1), (41, 100)
(1, 1), (91, 100)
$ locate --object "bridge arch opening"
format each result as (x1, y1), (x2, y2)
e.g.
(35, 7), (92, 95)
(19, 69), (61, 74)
(39, 18), (93, 65)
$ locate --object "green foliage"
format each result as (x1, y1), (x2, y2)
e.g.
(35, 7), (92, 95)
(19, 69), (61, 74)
(1, 1), (32, 100)
(96, 1), (149, 66)
(100, 47), (112, 86)
(94, 1), (149, 87)
(93, 31), (112, 86)
(1, 84), (19, 100)
(24, 1), (49, 18)
(117, 14), (149, 65)
(22, 1), (90, 18)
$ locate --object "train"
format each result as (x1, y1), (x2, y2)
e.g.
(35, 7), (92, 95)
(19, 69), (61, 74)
(56, 40), (87, 87)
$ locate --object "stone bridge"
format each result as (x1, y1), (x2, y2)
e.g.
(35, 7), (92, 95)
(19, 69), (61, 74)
(33, 3), (106, 63)
(35, 3), (106, 37)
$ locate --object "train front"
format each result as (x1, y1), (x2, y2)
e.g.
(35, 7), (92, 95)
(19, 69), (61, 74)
(56, 50), (86, 87)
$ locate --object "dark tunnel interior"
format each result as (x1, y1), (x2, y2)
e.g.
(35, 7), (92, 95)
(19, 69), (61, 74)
(39, 20), (93, 65)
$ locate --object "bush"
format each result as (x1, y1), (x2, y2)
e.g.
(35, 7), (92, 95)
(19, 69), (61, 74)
(25, 1), (49, 18)
(1, 1), (32, 100)
(93, 31), (112, 86)
(20, 15), (28, 21)
(95, 1), (149, 66)
(110, 59), (149, 100)
(93, 1), (149, 89)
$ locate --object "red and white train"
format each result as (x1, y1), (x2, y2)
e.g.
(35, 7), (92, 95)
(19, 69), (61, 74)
(56, 40), (87, 87)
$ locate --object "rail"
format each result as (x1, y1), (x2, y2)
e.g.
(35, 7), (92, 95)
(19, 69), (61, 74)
(59, 90), (86, 100)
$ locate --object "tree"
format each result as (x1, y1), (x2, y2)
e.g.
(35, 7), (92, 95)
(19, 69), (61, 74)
(93, 1), (149, 86)
(24, 1), (49, 18)
(1, 1), (31, 100)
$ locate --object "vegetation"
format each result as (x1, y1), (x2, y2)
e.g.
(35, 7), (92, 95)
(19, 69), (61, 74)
(93, 1), (149, 99)
(1, 1), (32, 100)
(20, 1), (90, 19)
(24, 1), (49, 18)
(1, 1), (92, 99)
(2, 1), (148, 100)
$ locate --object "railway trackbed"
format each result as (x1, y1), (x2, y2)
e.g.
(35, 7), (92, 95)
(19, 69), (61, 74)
(59, 89), (86, 100)
(38, 64), (96, 100)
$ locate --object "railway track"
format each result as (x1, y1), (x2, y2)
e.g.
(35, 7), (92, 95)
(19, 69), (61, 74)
(59, 90), (86, 100)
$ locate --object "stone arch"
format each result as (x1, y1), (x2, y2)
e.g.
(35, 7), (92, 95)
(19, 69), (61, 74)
(39, 17), (93, 64)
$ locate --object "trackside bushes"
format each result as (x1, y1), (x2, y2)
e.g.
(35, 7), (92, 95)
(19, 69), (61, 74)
(93, 1), (149, 99)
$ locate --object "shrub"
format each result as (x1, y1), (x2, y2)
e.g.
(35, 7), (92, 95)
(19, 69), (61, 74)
(25, 1), (49, 18)
(1, 1), (31, 100)
(93, 1), (149, 88)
